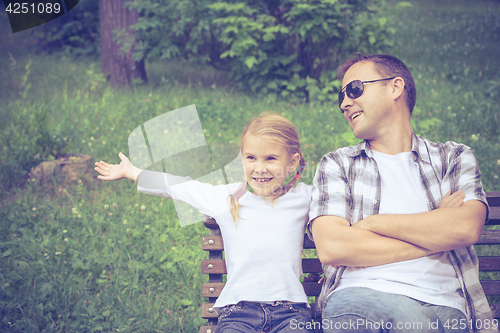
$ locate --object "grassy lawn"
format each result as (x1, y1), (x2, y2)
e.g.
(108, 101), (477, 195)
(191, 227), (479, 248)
(0, 0), (499, 331)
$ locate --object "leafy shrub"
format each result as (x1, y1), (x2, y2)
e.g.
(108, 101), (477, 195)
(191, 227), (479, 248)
(209, 0), (405, 102)
(129, 0), (407, 101)
(32, 0), (100, 57)
(130, 0), (224, 66)
(32, 0), (408, 102)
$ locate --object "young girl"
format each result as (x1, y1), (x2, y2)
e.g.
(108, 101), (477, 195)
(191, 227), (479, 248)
(95, 112), (315, 333)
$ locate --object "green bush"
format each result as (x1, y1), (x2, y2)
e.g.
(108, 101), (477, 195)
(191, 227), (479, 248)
(40, 0), (404, 102)
(209, 0), (403, 102)
(32, 0), (100, 57)
(130, 0), (223, 67)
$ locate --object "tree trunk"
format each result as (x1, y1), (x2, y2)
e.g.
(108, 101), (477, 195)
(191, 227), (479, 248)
(99, 0), (147, 88)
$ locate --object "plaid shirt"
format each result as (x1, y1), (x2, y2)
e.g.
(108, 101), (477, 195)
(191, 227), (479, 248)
(308, 133), (494, 333)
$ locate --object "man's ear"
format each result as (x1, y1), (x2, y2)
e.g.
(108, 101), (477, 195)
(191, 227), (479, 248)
(391, 77), (405, 101)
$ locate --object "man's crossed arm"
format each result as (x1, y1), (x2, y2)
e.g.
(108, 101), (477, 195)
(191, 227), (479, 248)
(311, 190), (487, 267)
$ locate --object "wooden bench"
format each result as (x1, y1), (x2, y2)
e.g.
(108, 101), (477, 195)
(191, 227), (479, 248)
(200, 192), (500, 333)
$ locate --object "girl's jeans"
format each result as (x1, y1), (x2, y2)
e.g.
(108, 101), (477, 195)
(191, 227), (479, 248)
(215, 301), (315, 333)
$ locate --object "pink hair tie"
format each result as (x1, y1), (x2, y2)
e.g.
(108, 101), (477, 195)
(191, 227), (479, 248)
(294, 173), (301, 180)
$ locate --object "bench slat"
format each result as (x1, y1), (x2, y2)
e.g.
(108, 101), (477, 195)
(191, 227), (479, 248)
(478, 257), (500, 271)
(201, 303), (218, 319)
(209, 231), (500, 248)
(481, 281), (500, 296)
(302, 258), (323, 273)
(303, 281), (323, 296)
(202, 259), (226, 274)
(204, 219), (218, 229)
(304, 235), (315, 249)
(202, 236), (224, 251)
(477, 230), (500, 245)
(202, 283), (225, 297)
(486, 192), (500, 206)
(200, 326), (217, 333)
(489, 206), (500, 225)
(487, 192), (500, 225)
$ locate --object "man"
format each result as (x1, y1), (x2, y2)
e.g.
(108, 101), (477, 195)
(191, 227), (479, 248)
(308, 54), (494, 333)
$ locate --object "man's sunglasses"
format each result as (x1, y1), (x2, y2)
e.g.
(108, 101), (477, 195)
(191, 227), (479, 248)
(338, 77), (396, 112)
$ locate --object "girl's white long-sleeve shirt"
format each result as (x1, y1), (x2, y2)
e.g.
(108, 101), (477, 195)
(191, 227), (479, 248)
(137, 170), (311, 308)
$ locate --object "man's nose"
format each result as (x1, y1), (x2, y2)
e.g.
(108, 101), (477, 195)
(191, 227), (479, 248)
(340, 94), (354, 113)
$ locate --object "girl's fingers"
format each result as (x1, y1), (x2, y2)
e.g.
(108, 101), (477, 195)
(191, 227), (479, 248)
(118, 152), (128, 162)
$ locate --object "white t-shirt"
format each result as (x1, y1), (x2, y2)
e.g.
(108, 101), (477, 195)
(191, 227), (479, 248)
(336, 151), (466, 314)
(137, 170), (312, 309)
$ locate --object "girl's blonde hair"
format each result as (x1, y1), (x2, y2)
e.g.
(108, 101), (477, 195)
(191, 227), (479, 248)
(229, 111), (306, 221)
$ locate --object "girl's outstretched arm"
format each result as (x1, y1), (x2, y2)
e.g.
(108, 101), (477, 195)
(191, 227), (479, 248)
(95, 152), (143, 182)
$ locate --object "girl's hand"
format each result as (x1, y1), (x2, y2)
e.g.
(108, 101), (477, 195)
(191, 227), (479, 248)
(439, 190), (465, 209)
(95, 152), (142, 181)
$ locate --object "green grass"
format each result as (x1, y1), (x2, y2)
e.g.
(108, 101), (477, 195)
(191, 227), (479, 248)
(1, 0), (500, 331)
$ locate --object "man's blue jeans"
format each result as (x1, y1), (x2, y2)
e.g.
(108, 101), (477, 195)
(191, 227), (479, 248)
(215, 301), (315, 333)
(322, 287), (468, 333)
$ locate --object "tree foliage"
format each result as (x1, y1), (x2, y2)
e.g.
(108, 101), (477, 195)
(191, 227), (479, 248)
(209, 0), (398, 102)
(33, 0), (100, 57)
(33, 0), (405, 101)
(129, 0), (225, 68)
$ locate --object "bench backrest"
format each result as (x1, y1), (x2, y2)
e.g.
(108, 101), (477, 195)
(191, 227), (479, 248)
(200, 192), (500, 333)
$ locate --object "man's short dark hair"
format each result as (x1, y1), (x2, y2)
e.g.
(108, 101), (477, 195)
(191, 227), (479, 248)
(337, 54), (417, 115)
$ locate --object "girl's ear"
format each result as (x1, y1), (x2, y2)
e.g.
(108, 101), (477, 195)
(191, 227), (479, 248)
(288, 152), (301, 173)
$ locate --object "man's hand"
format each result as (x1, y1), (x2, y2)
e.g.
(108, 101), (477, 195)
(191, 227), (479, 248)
(311, 215), (434, 267)
(354, 190), (466, 231)
(439, 190), (465, 209)
(95, 152), (143, 182)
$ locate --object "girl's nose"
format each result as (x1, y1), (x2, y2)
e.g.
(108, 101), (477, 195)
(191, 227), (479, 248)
(254, 162), (267, 174)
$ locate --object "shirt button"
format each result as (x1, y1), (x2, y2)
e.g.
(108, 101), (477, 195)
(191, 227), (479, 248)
(372, 200), (377, 204)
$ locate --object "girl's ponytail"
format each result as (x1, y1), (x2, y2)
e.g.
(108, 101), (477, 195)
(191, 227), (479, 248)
(280, 151), (306, 194)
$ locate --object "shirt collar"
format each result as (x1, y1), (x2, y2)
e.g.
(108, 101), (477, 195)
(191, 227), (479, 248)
(344, 131), (431, 164)
(411, 131), (431, 164)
